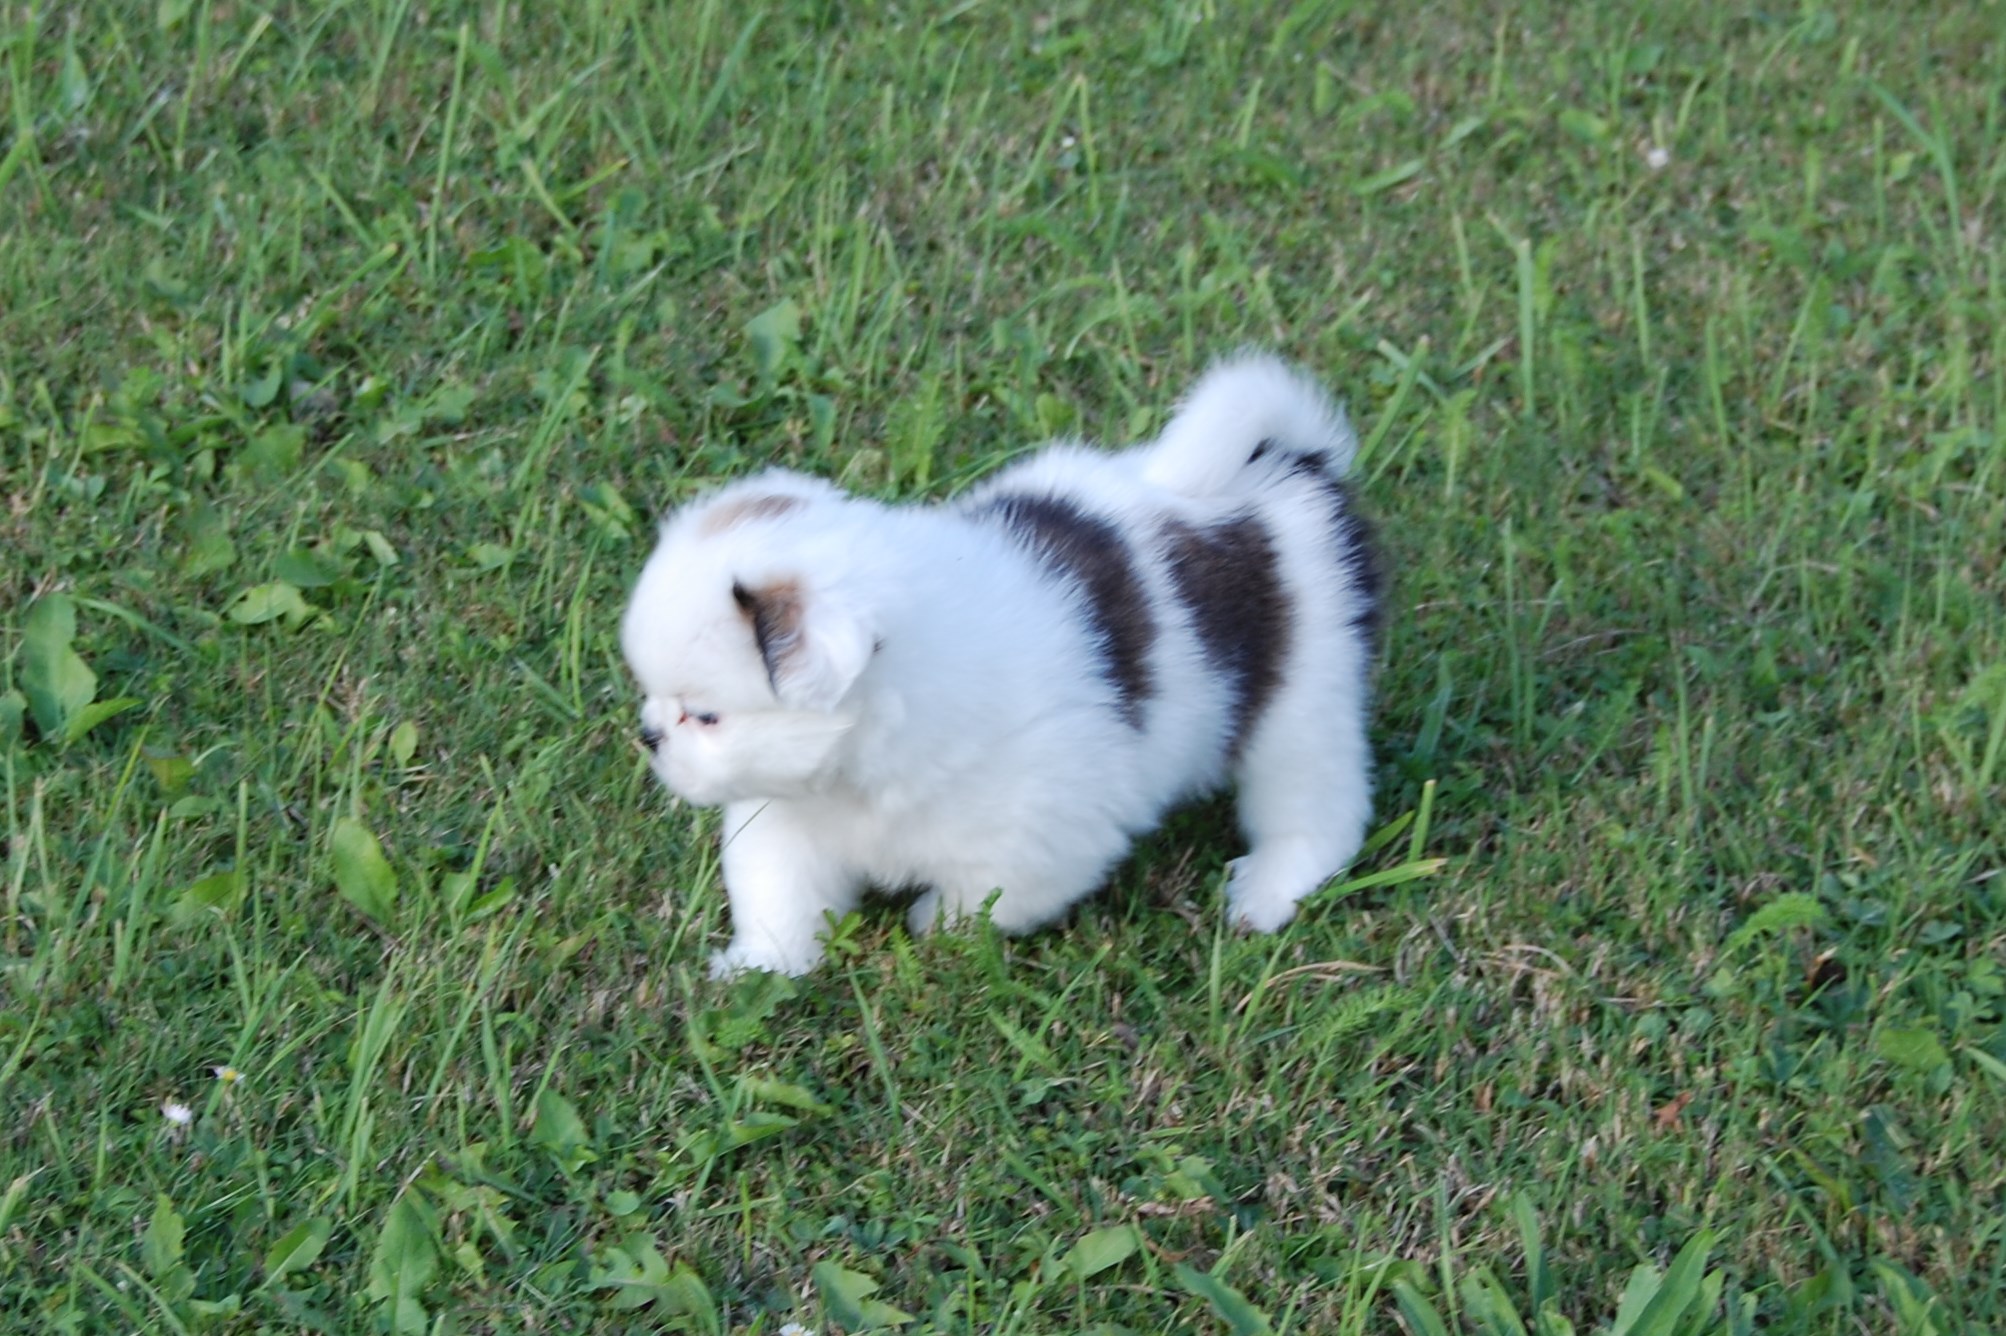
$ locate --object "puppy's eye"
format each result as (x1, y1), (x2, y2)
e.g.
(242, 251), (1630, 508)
(681, 709), (720, 727)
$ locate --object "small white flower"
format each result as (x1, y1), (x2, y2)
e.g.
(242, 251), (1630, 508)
(778, 1324), (815, 1336)
(212, 1064), (244, 1085)
(1644, 145), (1670, 171)
(161, 1100), (193, 1126)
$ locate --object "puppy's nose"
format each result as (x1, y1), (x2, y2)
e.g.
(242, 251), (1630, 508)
(639, 724), (664, 752)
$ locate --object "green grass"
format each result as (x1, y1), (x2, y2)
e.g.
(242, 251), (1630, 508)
(3, 1), (2002, 1331)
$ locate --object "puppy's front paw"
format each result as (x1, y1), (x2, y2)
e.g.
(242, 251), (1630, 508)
(1224, 856), (1304, 934)
(708, 938), (820, 979)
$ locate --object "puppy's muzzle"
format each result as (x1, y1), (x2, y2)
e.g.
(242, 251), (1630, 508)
(639, 724), (664, 753)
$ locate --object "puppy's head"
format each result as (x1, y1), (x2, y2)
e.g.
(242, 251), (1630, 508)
(620, 473), (875, 806)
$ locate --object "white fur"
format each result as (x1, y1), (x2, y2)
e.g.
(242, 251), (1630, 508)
(620, 353), (1377, 976)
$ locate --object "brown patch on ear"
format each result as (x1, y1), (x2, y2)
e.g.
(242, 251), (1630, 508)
(731, 579), (803, 693)
(700, 493), (804, 536)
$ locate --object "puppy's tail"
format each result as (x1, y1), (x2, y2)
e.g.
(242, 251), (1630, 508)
(1138, 352), (1355, 498)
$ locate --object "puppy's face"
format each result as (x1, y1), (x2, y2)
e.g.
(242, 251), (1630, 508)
(620, 492), (874, 806)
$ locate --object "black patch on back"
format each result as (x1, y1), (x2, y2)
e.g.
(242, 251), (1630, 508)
(1266, 459), (1386, 657)
(1331, 489), (1380, 653)
(1162, 515), (1291, 756)
(1316, 479), (1385, 654)
(974, 493), (1156, 727)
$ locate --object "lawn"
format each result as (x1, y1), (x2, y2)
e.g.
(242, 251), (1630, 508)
(2, 1), (2002, 1332)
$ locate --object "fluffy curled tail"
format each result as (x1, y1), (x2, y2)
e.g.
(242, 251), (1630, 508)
(1138, 352), (1356, 498)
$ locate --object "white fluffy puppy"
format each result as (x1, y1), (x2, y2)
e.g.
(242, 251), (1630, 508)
(621, 353), (1381, 977)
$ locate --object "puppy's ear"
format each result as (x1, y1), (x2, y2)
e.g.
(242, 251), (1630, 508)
(732, 578), (873, 709)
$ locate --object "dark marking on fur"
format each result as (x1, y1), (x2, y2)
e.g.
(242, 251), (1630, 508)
(1247, 438), (1331, 478)
(1294, 474), (1383, 656)
(732, 579), (803, 694)
(973, 493), (1156, 727)
(1258, 453), (1386, 657)
(702, 493), (804, 536)
(1162, 515), (1291, 757)
(1328, 483), (1384, 654)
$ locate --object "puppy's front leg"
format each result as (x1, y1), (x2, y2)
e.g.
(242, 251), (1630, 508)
(709, 800), (859, 978)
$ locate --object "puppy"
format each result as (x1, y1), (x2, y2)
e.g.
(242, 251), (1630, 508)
(621, 353), (1381, 976)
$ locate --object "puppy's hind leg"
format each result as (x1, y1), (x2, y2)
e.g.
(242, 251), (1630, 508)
(1225, 663), (1373, 932)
